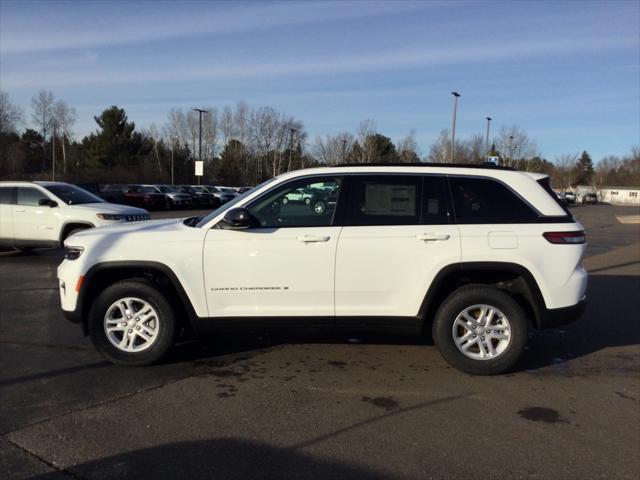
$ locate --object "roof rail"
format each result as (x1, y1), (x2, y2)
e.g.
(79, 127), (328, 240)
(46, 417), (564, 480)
(330, 162), (514, 170)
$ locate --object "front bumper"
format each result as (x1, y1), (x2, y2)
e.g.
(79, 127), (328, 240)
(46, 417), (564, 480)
(536, 296), (587, 330)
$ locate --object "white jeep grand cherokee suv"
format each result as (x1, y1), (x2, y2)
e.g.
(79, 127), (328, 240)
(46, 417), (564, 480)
(0, 181), (149, 251)
(58, 165), (587, 374)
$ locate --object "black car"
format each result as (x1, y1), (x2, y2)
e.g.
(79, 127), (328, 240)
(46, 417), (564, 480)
(176, 185), (219, 208)
(581, 193), (598, 204)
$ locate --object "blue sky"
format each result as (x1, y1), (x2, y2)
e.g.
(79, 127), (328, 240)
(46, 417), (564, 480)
(1, 0), (638, 161)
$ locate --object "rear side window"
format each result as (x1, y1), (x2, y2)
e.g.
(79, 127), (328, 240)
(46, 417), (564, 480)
(17, 187), (49, 206)
(0, 187), (14, 204)
(422, 176), (451, 225)
(449, 177), (539, 223)
(347, 175), (421, 226)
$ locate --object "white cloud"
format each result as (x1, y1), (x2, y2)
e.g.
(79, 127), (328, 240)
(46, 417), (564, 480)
(2, 34), (636, 89)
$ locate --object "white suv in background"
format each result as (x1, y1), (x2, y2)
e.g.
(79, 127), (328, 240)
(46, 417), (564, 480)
(0, 181), (149, 251)
(58, 165), (587, 375)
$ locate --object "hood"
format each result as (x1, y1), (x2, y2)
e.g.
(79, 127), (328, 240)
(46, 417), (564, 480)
(70, 203), (148, 215)
(68, 218), (183, 241)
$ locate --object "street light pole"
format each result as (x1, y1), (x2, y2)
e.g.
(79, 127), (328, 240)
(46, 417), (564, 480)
(450, 92), (460, 163)
(193, 108), (208, 185)
(52, 122), (56, 181)
(288, 128), (296, 172)
(485, 117), (492, 155)
(341, 138), (347, 164)
(170, 136), (178, 185)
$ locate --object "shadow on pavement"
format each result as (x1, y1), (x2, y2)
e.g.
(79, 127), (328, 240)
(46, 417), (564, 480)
(31, 438), (401, 480)
(521, 273), (640, 373)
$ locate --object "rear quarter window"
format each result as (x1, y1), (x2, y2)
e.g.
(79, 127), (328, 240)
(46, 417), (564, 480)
(449, 176), (539, 224)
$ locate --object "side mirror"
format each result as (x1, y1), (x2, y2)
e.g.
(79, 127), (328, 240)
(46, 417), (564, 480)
(38, 198), (58, 208)
(220, 207), (251, 230)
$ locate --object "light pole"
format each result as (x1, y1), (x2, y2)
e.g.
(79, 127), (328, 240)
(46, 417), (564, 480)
(193, 108), (208, 184)
(52, 121), (56, 181)
(450, 91), (460, 163)
(288, 128), (296, 172)
(341, 138), (347, 164)
(170, 136), (178, 185)
(485, 117), (492, 156)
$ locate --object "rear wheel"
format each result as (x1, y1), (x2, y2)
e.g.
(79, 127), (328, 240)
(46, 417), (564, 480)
(88, 279), (176, 365)
(432, 285), (527, 375)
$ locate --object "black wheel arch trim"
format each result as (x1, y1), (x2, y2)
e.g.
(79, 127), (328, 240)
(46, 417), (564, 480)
(59, 221), (95, 244)
(417, 261), (576, 330)
(72, 260), (198, 333)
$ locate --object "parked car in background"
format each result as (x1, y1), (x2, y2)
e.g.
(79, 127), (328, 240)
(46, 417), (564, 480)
(176, 185), (218, 208)
(564, 191), (576, 204)
(238, 186), (254, 194)
(0, 181), (148, 251)
(581, 193), (598, 204)
(77, 183), (126, 204)
(282, 187), (314, 205)
(204, 185), (236, 204)
(154, 185), (192, 209)
(123, 185), (166, 210)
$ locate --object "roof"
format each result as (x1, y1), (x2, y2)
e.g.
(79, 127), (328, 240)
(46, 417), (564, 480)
(332, 162), (514, 170)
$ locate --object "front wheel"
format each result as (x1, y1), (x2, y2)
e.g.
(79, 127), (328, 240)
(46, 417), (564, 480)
(432, 285), (527, 375)
(88, 279), (176, 365)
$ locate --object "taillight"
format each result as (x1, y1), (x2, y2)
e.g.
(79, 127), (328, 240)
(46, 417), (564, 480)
(543, 231), (586, 244)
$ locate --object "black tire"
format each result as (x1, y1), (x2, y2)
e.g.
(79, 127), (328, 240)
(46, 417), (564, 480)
(63, 226), (90, 242)
(88, 279), (177, 366)
(432, 285), (527, 375)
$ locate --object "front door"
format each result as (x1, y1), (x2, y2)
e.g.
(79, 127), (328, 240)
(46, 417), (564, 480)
(13, 186), (59, 245)
(203, 175), (344, 318)
(335, 175), (461, 319)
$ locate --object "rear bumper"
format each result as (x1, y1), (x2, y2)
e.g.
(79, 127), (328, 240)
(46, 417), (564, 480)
(536, 296), (586, 330)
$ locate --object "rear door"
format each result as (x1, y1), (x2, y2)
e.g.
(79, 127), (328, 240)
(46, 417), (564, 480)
(13, 186), (60, 244)
(0, 186), (15, 247)
(335, 174), (461, 319)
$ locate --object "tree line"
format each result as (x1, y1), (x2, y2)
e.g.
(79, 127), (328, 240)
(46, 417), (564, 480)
(0, 90), (638, 189)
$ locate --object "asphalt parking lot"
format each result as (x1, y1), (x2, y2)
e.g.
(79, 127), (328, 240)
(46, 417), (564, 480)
(1, 205), (639, 479)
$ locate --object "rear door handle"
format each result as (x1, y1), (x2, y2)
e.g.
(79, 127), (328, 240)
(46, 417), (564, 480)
(14, 209), (25, 213)
(416, 233), (450, 241)
(297, 235), (331, 243)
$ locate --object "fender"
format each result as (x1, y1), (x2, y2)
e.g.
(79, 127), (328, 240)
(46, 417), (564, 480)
(417, 261), (547, 328)
(75, 260), (198, 329)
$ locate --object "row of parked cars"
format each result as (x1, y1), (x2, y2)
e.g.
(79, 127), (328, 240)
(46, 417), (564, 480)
(554, 190), (598, 205)
(79, 184), (254, 210)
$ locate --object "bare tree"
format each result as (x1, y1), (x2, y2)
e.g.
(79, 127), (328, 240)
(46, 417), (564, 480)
(497, 125), (538, 168)
(0, 91), (23, 134)
(554, 153), (578, 191)
(31, 90), (55, 170)
(53, 100), (76, 174)
(467, 134), (485, 164)
(356, 119), (377, 163)
(220, 106), (234, 144)
(397, 130), (419, 163)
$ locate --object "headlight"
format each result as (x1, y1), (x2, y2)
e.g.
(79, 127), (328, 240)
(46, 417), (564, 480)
(97, 213), (124, 221)
(64, 246), (84, 260)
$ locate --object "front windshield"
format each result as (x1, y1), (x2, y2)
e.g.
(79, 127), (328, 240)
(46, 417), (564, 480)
(195, 178), (277, 228)
(192, 186), (208, 193)
(158, 186), (175, 193)
(44, 184), (104, 205)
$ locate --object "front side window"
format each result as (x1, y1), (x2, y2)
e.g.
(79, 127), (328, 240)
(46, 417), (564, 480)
(449, 176), (539, 223)
(248, 176), (342, 228)
(0, 187), (13, 205)
(347, 175), (421, 226)
(17, 187), (49, 206)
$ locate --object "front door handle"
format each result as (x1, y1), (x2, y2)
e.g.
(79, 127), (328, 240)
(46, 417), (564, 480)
(14, 209), (26, 213)
(297, 235), (331, 243)
(416, 233), (450, 241)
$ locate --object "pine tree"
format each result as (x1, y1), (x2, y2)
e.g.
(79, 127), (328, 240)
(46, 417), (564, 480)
(575, 151), (594, 184)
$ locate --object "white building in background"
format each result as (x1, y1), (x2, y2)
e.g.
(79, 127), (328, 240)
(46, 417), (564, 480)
(575, 185), (640, 205)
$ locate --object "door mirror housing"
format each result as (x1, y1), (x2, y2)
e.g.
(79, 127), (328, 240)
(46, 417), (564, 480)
(38, 198), (58, 208)
(220, 207), (251, 230)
